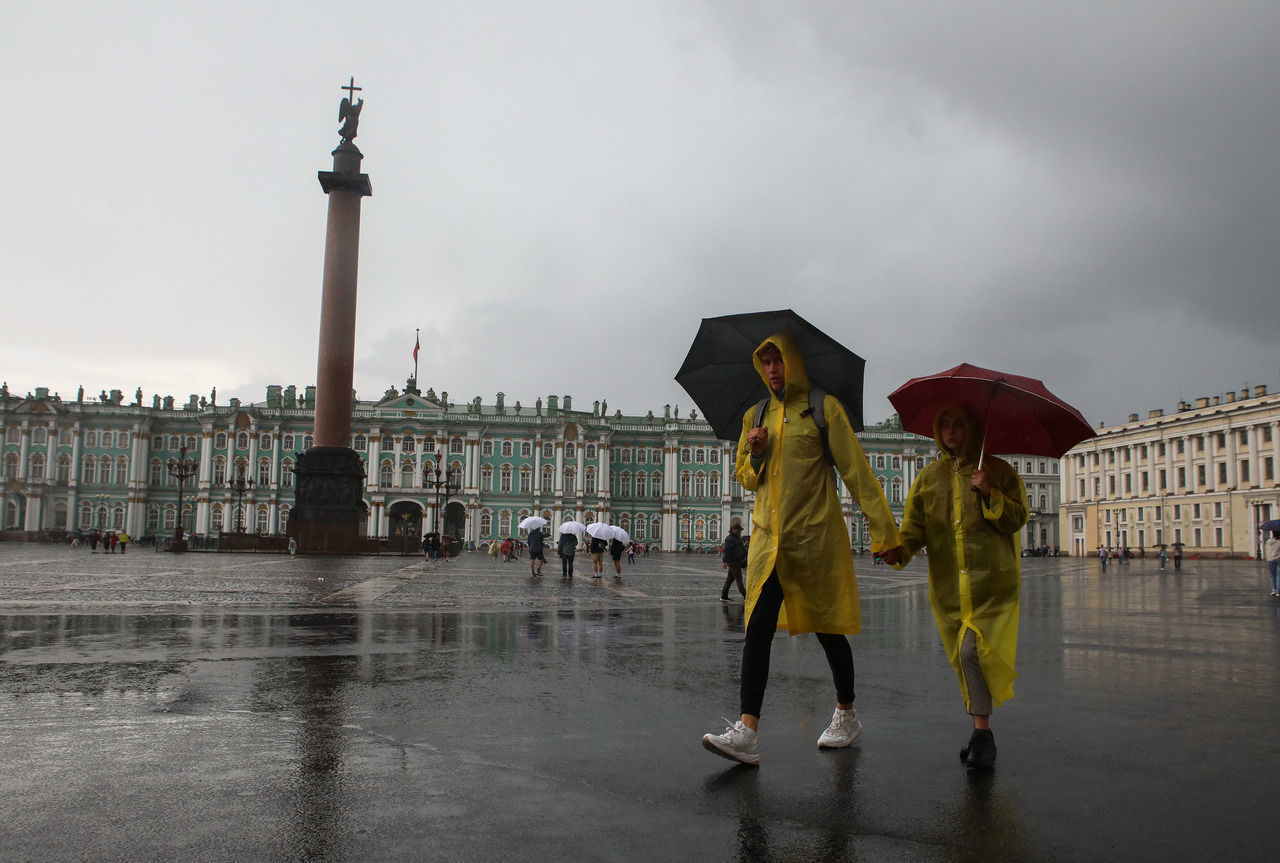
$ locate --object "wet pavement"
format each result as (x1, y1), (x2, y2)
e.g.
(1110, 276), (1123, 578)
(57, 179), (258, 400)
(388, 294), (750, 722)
(1, 544), (1277, 862)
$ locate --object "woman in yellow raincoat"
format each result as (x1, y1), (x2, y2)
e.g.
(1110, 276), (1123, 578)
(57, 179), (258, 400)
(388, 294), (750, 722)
(702, 333), (902, 766)
(896, 403), (1026, 769)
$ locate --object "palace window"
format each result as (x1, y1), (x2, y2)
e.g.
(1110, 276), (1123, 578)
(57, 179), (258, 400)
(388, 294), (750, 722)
(650, 514), (661, 540)
(258, 459), (271, 486)
(480, 511), (492, 536)
(585, 467), (597, 495)
(620, 472), (633, 498)
(501, 465), (513, 493)
(303, 435), (313, 449)
(402, 436), (415, 452)
(256, 507), (269, 534)
(499, 511), (512, 537)
(27, 453), (44, 479)
(621, 448), (631, 463)
(32, 428), (47, 446)
(875, 455), (886, 470)
(565, 442), (576, 459)
(115, 456), (128, 485)
(379, 460), (393, 486)
(381, 434), (395, 450)
(423, 438), (435, 453)
(259, 433), (271, 448)
(891, 477), (902, 504)
(541, 466), (553, 494)
(57, 456), (71, 483)
(520, 466), (531, 494)
(401, 461), (414, 487)
(235, 432), (247, 450)
(520, 441), (532, 458)
(448, 464), (462, 488)
(680, 472), (691, 497)
(482, 440), (493, 457)
(635, 472), (647, 499)
(482, 465), (494, 491)
(87, 431), (99, 448)
(694, 472), (707, 498)
(502, 440), (513, 457)
(215, 432), (228, 449)
(278, 506), (290, 532)
(681, 447), (691, 463)
(694, 449), (706, 464)
(891, 455), (901, 470)
(543, 442), (554, 459)
(281, 459), (294, 488)
(450, 438), (464, 455)
(709, 472), (721, 498)
(710, 449), (720, 465)
(637, 449), (647, 464)
(563, 467), (576, 496)
(586, 443), (596, 459)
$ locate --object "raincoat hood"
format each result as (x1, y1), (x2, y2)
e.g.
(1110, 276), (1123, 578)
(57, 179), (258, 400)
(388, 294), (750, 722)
(753, 332), (810, 401)
(933, 402), (984, 462)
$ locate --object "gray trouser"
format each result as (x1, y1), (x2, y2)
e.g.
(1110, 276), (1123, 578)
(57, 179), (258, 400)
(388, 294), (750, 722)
(960, 628), (993, 716)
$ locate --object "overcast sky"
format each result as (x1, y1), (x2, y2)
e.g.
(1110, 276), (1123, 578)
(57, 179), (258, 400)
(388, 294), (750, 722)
(5, 1), (1278, 431)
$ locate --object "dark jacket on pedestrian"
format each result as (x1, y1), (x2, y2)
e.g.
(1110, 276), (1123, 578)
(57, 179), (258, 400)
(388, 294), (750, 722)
(610, 538), (625, 560)
(722, 531), (747, 565)
(528, 530), (545, 555)
(558, 533), (577, 558)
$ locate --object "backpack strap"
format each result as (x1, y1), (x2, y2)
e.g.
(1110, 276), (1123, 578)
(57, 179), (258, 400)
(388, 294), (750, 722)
(803, 386), (835, 467)
(753, 397), (769, 429)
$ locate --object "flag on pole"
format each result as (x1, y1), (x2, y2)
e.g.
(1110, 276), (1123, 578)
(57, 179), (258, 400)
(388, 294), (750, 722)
(413, 332), (420, 363)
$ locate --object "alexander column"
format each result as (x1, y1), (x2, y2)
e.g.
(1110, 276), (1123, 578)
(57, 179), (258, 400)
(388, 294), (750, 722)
(288, 79), (373, 554)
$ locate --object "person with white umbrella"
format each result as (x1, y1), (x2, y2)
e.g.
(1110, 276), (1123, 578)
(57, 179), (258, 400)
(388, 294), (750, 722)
(558, 521), (584, 579)
(520, 516), (549, 577)
(586, 521), (612, 579)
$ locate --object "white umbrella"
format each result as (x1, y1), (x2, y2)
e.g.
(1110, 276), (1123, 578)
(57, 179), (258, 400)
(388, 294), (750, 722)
(586, 521), (614, 540)
(559, 521), (586, 535)
(611, 526), (630, 544)
(519, 516), (548, 531)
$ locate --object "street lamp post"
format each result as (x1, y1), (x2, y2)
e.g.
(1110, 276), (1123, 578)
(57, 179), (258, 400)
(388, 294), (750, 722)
(166, 444), (198, 553)
(227, 464), (255, 533)
(423, 463), (460, 548)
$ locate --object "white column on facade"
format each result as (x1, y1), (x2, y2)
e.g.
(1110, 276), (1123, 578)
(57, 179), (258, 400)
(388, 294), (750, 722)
(367, 429), (381, 492)
(1225, 424), (1238, 488)
(1206, 432), (1217, 492)
(42, 423), (56, 483)
(599, 440), (610, 515)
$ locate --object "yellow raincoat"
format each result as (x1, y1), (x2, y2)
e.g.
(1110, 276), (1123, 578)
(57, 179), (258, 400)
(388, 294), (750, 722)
(736, 333), (902, 636)
(897, 404), (1027, 710)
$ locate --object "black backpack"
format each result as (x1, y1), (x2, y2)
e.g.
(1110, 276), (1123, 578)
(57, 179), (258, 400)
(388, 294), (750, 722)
(752, 385), (835, 466)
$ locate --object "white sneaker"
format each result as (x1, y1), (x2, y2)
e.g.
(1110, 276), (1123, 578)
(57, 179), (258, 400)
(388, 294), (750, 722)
(702, 718), (760, 765)
(817, 707), (863, 749)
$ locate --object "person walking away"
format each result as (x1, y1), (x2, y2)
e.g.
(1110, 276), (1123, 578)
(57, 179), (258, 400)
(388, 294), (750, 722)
(589, 534), (608, 578)
(1173, 544), (1182, 571)
(1158, 545), (1168, 571)
(1098, 545), (1107, 571)
(1265, 531), (1280, 597)
(895, 405), (1028, 770)
(528, 528), (546, 577)
(109, 532), (118, 553)
(701, 335), (902, 766)
(720, 518), (748, 601)
(289, 536), (298, 558)
(558, 530), (577, 578)
(501, 538), (512, 562)
(609, 537), (625, 578)
(118, 531), (129, 554)
(627, 541), (636, 565)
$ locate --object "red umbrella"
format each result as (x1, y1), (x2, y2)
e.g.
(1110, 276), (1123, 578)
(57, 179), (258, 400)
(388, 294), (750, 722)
(888, 363), (1095, 464)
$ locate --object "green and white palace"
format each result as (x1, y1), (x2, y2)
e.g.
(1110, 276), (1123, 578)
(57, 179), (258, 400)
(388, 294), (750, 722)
(1, 378), (1007, 551)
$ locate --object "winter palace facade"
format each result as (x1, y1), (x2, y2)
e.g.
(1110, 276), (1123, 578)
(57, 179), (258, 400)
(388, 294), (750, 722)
(1, 379), (1058, 552)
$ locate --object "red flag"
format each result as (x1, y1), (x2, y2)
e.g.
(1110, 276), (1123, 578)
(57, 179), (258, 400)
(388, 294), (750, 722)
(413, 333), (420, 363)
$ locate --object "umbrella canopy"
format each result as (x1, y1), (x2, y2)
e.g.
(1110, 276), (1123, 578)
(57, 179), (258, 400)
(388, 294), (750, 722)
(559, 520), (586, 535)
(675, 309), (865, 441)
(611, 526), (631, 544)
(1259, 519), (1280, 532)
(888, 362), (1094, 461)
(518, 516), (548, 531)
(586, 521), (615, 540)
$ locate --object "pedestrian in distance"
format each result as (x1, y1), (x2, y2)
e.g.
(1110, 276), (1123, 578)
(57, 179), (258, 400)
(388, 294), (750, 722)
(501, 538), (512, 562)
(528, 528), (546, 577)
(1158, 545), (1168, 572)
(720, 518), (747, 601)
(701, 334), (903, 766)
(1265, 531), (1280, 597)
(1098, 545), (1108, 571)
(609, 536), (625, 578)
(289, 537), (298, 558)
(118, 531), (129, 554)
(557, 530), (577, 579)
(1173, 544), (1182, 571)
(895, 404), (1028, 770)
(627, 541), (636, 565)
(589, 534), (608, 578)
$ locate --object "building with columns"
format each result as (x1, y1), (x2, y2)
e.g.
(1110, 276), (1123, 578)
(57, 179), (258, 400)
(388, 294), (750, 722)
(2, 379), (957, 552)
(1059, 385), (1280, 558)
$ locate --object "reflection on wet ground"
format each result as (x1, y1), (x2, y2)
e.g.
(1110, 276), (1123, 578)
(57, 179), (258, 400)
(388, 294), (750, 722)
(0, 547), (1277, 861)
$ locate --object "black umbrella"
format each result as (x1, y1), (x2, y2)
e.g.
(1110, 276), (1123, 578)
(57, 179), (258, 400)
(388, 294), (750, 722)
(1259, 519), (1280, 532)
(675, 309), (864, 441)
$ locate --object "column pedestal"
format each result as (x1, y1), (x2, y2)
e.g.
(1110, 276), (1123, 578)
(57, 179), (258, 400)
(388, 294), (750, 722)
(288, 446), (367, 554)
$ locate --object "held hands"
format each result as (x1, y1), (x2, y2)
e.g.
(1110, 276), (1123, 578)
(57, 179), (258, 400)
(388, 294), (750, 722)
(875, 545), (903, 566)
(746, 426), (769, 458)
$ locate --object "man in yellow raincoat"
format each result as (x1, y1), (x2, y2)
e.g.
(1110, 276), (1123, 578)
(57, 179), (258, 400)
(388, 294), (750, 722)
(896, 403), (1027, 769)
(702, 333), (903, 766)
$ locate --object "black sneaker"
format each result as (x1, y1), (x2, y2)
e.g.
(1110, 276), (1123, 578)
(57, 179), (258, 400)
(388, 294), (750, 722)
(960, 729), (996, 769)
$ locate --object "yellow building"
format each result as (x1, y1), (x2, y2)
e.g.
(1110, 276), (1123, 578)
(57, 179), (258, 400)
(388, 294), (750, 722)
(1060, 386), (1280, 559)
